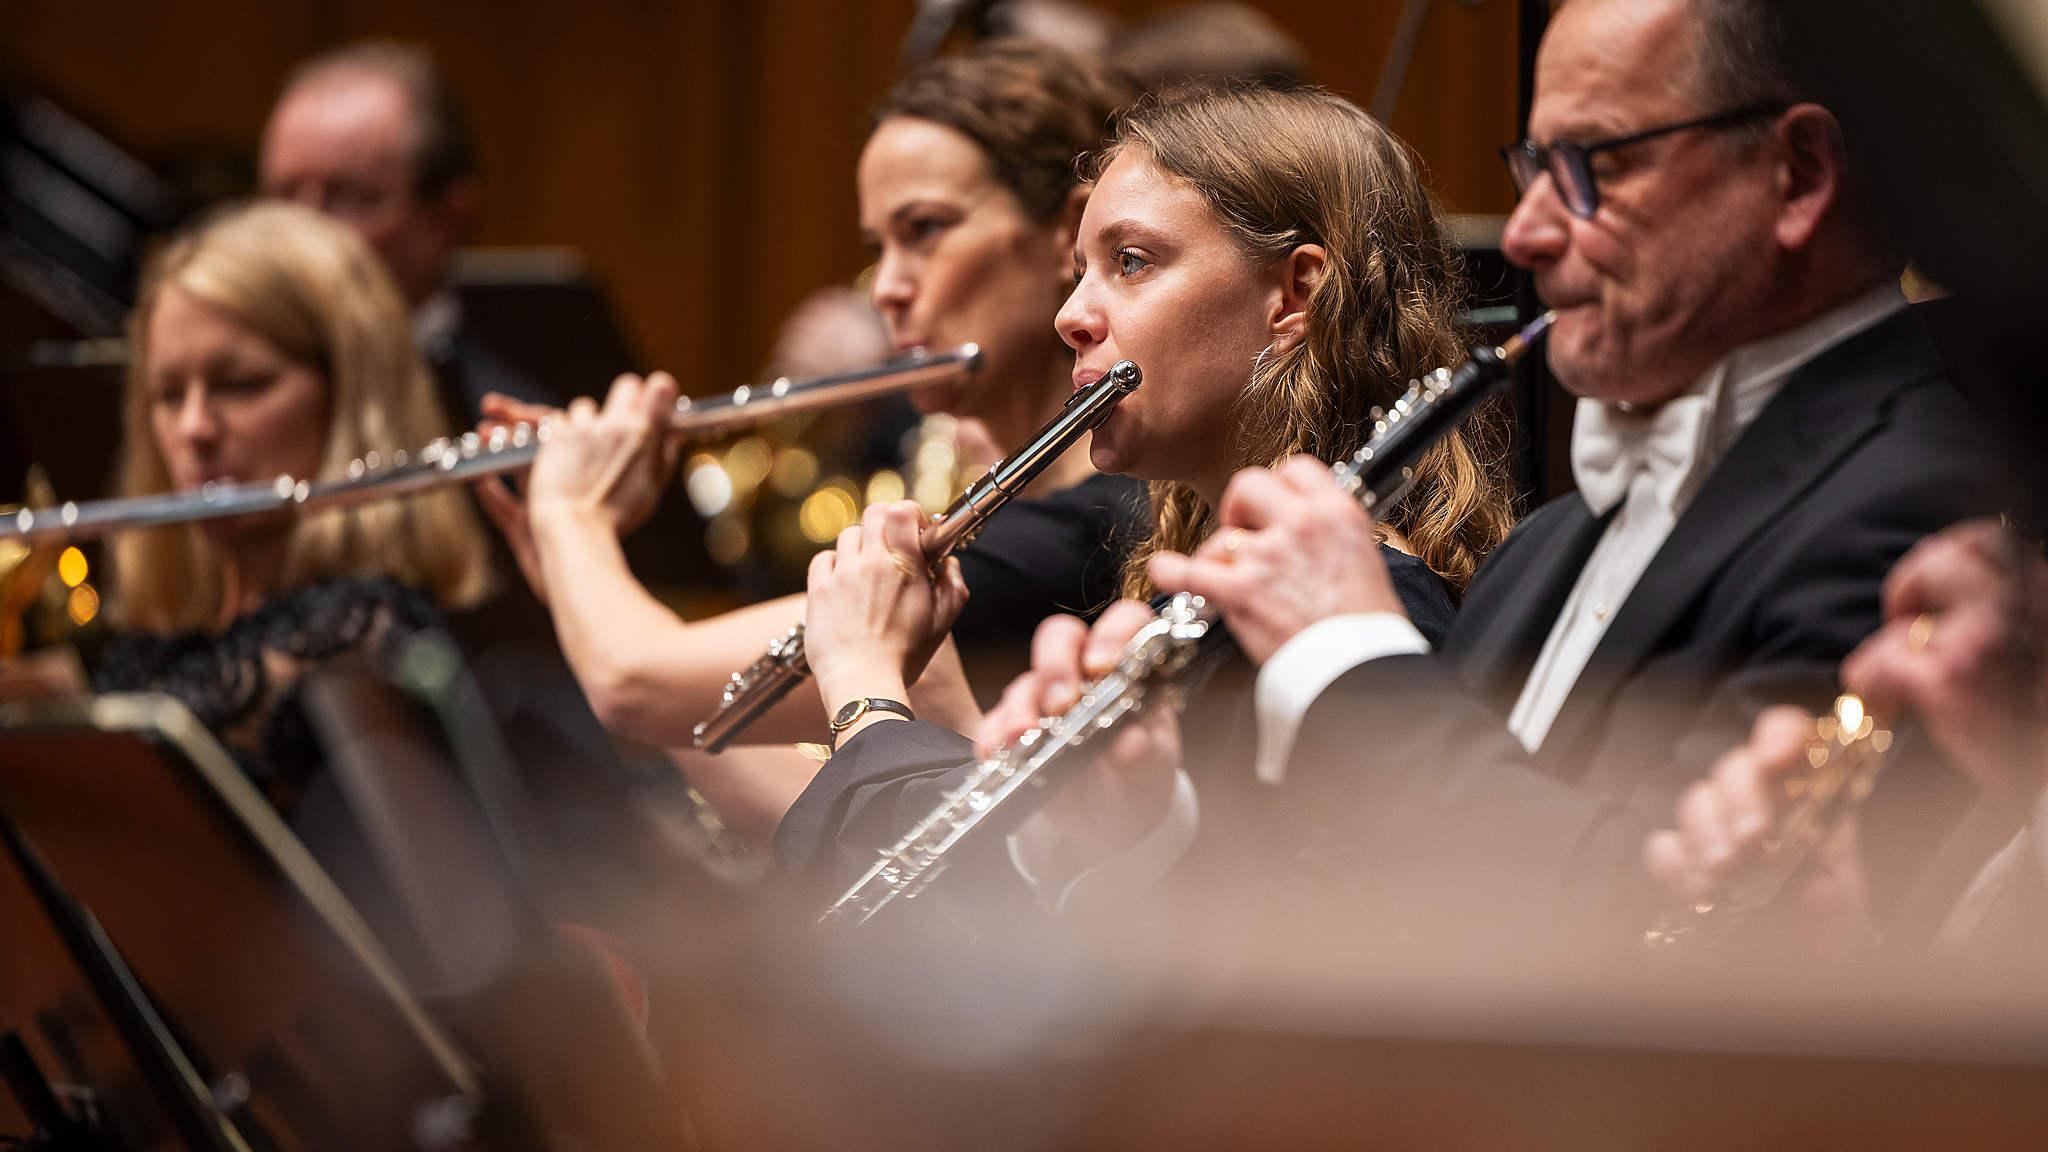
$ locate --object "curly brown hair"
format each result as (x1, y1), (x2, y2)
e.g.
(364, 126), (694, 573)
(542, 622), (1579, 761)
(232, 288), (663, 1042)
(875, 40), (1139, 222)
(1089, 83), (1515, 600)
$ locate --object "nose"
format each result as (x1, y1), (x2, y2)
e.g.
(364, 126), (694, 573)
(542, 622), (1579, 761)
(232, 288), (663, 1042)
(176, 383), (222, 447)
(1500, 173), (1570, 273)
(868, 246), (916, 320)
(1054, 277), (1101, 354)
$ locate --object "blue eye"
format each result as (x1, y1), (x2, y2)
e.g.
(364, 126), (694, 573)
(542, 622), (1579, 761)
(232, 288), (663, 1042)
(1116, 249), (1150, 277)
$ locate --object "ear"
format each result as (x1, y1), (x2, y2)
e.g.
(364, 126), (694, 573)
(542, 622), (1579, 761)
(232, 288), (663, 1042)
(1049, 184), (1090, 283)
(1771, 104), (1846, 253)
(1268, 242), (1328, 344)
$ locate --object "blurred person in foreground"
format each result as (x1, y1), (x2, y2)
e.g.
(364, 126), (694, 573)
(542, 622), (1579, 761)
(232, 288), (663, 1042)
(1648, 520), (2048, 956)
(970, 0), (1998, 947)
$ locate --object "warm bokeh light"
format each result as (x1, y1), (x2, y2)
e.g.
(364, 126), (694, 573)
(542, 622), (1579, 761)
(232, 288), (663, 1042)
(705, 515), (750, 566)
(686, 455), (735, 517)
(724, 437), (774, 495)
(58, 546), (88, 588)
(66, 582), (99, 625)
(798, 481), (861, 544)
(864, 469), (905, 506)
(770, 446), (820, 497)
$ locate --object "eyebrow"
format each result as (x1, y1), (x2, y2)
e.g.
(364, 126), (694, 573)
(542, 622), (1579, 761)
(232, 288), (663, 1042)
(1074, 218), (1172, 267)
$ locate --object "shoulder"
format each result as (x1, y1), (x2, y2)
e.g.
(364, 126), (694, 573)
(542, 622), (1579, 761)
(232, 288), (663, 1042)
(1380, 546), (1457, 648)
(251, 577), (445, 659)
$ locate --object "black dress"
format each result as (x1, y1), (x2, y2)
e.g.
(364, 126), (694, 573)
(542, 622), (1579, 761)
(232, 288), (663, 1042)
(948, 472), (1151, 701)
(93, 577), (440, 814)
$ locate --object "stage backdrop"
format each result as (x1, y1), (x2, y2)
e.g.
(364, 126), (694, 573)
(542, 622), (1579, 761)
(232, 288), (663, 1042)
(6, 0), (1521, 389)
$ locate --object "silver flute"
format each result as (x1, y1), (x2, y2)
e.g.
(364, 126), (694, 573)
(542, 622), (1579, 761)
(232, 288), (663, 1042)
(691, 360), (1144, 753)
(822, 313), (1556, 926)
(0, 345), (982, 546)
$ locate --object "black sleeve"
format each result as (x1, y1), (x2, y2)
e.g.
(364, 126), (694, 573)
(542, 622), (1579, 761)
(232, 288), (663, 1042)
(1282, 402), (2001, 947)
(774, 720), (987, 897)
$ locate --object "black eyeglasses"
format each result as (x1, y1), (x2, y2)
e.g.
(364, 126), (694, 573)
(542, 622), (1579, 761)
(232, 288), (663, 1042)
(1499, 103), (1789, 220)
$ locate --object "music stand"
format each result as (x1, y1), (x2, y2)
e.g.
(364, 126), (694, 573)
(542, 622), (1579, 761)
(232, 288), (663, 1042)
(0, 694), (483, 1151)
(297, 635), (691, 1152)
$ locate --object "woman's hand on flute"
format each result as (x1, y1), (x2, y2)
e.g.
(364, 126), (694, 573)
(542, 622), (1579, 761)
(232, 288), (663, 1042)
(805, 500), (968, 741)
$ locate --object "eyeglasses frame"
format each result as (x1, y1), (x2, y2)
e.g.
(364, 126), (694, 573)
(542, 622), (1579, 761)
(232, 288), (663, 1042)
(1499, 102), (1792, 220)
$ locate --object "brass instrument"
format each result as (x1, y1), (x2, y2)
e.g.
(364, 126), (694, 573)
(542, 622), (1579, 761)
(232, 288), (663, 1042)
(0, 346), (982, 547)
(822, 312), (1557, 925)
(1643, 692), (1893, 949)
(691, 360), (1143, 753)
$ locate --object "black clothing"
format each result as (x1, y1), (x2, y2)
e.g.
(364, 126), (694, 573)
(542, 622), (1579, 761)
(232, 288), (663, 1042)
(773, 546), (1459, 899)
(1280, 307), (1998, 944)
(953, 472), (1149, 647)
(93, 577), (438, 812)
(774, 309), (1999, 942)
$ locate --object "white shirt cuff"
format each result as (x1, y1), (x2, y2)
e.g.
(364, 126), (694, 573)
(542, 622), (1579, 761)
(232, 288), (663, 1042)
(1006, 767), (1199, 912)
(1254, 612), (1430, 785)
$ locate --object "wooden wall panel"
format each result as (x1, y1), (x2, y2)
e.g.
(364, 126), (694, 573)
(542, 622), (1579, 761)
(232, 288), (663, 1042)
(5, 1), (1522, 390)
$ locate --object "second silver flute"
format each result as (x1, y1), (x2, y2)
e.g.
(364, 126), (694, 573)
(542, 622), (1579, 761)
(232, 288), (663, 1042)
(1, 345), (982, 547)
(691, 360), (1143, 753)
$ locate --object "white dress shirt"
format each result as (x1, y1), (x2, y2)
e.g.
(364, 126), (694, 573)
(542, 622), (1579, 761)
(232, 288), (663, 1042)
(1255, 283), (1909, 778)
(1013, 284), (1911, 904)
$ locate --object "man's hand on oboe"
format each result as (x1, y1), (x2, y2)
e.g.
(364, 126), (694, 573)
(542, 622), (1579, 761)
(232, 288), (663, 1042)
(1149, 455), (1404, 666)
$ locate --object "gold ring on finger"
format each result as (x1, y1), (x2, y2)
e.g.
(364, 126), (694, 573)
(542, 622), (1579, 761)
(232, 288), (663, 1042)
(1222, 527), (1248, 560)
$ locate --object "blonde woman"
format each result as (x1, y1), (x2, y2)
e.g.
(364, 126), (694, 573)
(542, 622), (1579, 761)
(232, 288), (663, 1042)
(95, 200), (490, 810)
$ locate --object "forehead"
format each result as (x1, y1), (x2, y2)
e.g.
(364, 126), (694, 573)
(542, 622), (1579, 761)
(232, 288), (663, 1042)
(146, 286), (280, 368)
(1078, 150), (1215, 241)
(1531, 0), (1702, 138)
(857, 116), (999, 222)
(261, 71), (416, 175)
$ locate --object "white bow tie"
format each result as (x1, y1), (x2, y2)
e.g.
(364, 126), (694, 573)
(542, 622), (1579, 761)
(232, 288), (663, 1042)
(1570, 392), (1715, 517)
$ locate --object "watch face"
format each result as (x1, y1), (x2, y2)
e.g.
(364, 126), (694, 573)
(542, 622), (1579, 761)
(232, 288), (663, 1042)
(832, 699), (866, 729)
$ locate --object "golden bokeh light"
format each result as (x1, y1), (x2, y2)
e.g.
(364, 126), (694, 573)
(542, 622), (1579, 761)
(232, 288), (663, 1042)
(67, 582), (99, 626)
(770, 446), (820, 496)
(798, 482), (861, 544)
(705, 515), (751, 566)
(864, 469), (906, 506)
(58, 546), (88, 588)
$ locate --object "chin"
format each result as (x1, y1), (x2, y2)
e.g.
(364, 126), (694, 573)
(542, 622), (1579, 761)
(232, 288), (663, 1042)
(912, 382), (964, 416)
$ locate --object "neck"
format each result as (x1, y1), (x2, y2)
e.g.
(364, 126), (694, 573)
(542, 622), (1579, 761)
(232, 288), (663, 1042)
(214, 532), (292, 630)
(977, 345), (1099, 500)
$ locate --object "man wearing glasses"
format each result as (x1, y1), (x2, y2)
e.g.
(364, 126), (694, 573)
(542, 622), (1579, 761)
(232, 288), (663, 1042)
(974, 0), (1999, 944)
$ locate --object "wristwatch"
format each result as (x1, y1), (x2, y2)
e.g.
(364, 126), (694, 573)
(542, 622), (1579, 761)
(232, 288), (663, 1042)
(828, 697), (916, 734)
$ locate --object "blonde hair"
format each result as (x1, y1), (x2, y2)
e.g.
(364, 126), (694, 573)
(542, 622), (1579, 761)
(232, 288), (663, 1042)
(1092, 84), (1515, 599)
(113, 200), (490, 632)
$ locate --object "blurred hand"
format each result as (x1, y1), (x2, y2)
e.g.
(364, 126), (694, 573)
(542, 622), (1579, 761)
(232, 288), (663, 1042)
(1644, 706), (1872, 945)
(979, 601), (1183, 879)
(1841, 520), (2048, 806)
(804, 500), (967, 718)
(473, 468), (549, 604)
(472, 391), (560, 604)
(515, 373), (683, 536)
(1148, 455), (1402, 665)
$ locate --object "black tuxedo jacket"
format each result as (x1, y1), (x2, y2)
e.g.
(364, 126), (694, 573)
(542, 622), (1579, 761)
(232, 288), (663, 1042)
(1280, 307), (1999, 943)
